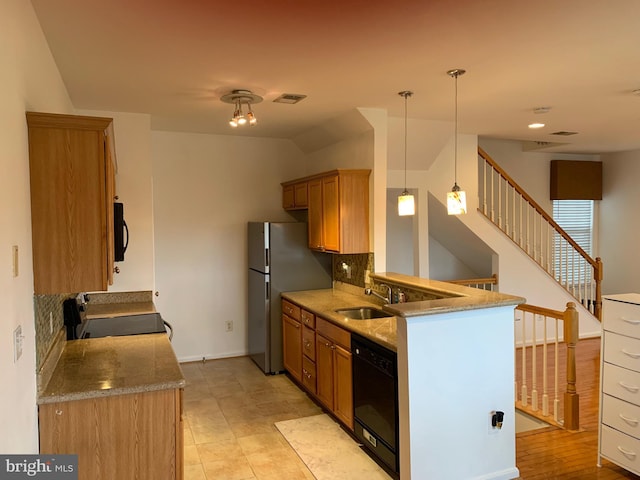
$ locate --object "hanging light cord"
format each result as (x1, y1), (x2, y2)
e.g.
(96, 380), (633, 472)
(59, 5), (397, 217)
(404, 92), (408, 190)
(454, 73), (458, 187)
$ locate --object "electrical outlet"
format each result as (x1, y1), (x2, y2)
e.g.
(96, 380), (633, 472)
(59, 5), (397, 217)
(365, 269), (371, 285)
(49, 312), (53, 334)
(13, 325), (23, 363)
(225, 320), (233, 332)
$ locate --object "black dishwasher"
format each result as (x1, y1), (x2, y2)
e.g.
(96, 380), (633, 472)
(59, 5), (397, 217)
(352, 333), (399, 475)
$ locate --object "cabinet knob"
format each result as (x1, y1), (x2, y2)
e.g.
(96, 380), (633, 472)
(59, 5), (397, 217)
(114, 266), (120, 274)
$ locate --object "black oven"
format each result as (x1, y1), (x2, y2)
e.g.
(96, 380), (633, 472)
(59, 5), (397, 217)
(352, 333), (399, 476)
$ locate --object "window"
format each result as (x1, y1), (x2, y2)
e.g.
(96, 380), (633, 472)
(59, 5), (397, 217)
(552, 199), (594, 285)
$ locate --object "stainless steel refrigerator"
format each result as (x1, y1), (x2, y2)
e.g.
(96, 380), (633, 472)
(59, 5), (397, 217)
(248, 222), (332, 374)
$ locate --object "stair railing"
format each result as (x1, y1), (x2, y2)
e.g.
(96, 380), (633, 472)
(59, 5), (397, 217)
(515, 302), (579, 430)
(446, 274), (498, 291)
(478, 147), (603, 320)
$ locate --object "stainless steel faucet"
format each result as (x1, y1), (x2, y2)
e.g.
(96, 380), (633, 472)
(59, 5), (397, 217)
(364, 283), (393, 304)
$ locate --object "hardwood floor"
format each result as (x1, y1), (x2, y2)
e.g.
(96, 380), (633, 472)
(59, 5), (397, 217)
(516, 337), (640, 479)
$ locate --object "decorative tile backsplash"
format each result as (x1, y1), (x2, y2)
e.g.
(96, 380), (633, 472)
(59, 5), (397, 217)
(333, 253), (374, 288)
(34, 293), (72, 370)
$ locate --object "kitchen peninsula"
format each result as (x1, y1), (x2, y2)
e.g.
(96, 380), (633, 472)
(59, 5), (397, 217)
(283, 272), (524, 480)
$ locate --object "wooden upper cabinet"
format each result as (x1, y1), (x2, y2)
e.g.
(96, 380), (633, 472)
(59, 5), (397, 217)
(282, 180), (308, 210)
(26, 112), (117, 294)
(283, 169), (370, 254)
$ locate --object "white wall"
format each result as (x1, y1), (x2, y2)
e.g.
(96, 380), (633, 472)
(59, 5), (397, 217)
(0, 0), (74, 452)
(151, 131), (307, 361)
(77, 110), (155, 292)
(601, 149), (640, 294)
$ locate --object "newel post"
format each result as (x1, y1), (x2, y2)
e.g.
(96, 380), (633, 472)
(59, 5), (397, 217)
(563, 302), (580, 431)
(594, 257), (604, 321)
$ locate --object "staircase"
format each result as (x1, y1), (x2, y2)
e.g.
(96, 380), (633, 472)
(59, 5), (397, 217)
(478, 147), (603, 320)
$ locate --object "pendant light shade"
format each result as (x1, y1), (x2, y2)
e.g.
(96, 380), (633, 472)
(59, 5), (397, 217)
(398, 90), (415, 216)
(446, 69), (467, 215)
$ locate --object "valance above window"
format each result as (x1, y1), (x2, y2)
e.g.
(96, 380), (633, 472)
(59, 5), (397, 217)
(550, 160), (602, 200)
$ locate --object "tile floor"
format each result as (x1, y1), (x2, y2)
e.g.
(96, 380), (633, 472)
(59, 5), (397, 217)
(181, 356), (323, 480)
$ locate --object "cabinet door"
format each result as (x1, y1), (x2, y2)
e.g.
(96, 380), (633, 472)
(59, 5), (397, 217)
(39, 389), (180, 479)
(282, 185), (295, 209)
(308, 179), (324, 250)
(334, 345), (353, 429)
(316, 333), (335, 409)
(294, 182), (308, 208)
(322, 174), (340, 252)
(282, 314), (302, 382)
(105, 136), (116, 285)
(27, 112), (115, 294)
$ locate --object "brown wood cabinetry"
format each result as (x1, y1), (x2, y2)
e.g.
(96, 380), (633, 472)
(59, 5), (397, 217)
(282, 300), (303, 382)
(39, 388), (183, 480)
(283, 169), (370, 254)
(26, 112), (117, 294)
(282, 181), (308, 210)
(282, 299), (353, 430)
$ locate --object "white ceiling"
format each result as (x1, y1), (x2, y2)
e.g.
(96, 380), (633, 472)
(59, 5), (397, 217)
(31, 0), (640, 154)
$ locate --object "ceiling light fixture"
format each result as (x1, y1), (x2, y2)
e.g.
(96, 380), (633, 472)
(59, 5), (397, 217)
(446, 69), (467, 215)
(528, 123), (546, 129)
(397, 90), (415, 216)
(221, 89), (263, 127)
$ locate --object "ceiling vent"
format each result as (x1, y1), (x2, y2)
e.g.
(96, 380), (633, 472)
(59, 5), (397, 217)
(551, 131), (578, 136)
(273, 93), (307, 104)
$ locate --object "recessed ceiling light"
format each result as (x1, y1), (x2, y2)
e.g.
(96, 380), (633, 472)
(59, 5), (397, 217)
(528, 123), (545, 129)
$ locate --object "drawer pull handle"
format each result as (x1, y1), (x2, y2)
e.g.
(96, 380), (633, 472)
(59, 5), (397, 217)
(617, 446), (637, 458)
(619, 413), (639, 426)
(619, 381), (640, 392)
(622, 317), (640, 325)
(622, 349), (640, 359)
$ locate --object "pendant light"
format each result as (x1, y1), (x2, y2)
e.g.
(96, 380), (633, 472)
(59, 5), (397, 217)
(446, 69), (467, 215)
(398, 90), (415, 216)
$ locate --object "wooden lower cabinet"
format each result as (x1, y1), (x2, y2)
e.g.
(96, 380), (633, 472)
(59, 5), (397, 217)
(282, 313), (302, 382)
(39, 388), (183, 480)
(282, 299), (354, 430)
(316, 333), (353, 429)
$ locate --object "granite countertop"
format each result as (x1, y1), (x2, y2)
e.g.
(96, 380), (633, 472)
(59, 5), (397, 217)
(281, 289), (398, 350)
(372, 272), (525, 318)
(84, 301), (157, 319)
(38, 333), (185, 405)
(282, 273), (524, 351)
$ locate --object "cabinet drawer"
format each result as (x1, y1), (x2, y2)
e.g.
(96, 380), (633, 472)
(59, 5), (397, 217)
(603, 394), (640, 438)
(605, 299), (640, 338)
(301, 309), (315, 328)
(303, 326), (316, 360)
(302, 356), (316, 394)
(601, 425), (640, 475)
(604, 331), (640, 373)
(282, 300), (301, 321)
(603, 363), (640, 406)
(316, 317), (350, 351)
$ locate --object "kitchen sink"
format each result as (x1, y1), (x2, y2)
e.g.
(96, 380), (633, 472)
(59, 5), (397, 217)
(334, 307), (393, 320)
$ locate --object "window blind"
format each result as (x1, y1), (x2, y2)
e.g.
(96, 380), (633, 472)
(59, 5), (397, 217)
(553, 199), (593, 284)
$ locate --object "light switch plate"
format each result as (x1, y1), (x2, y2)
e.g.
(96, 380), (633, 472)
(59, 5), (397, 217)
(13, 325), (23, 362)
(12, 245), (18, 277)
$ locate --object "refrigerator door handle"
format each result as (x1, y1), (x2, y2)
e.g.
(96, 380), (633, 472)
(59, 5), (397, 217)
(265, 248), (269, 269)
(265, 279), (269, 300)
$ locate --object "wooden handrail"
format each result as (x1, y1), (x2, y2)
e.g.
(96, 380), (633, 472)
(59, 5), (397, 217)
(479, 147), (596, 267)
(446, 274), (497, 287)
(479, 147), (603, 320)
